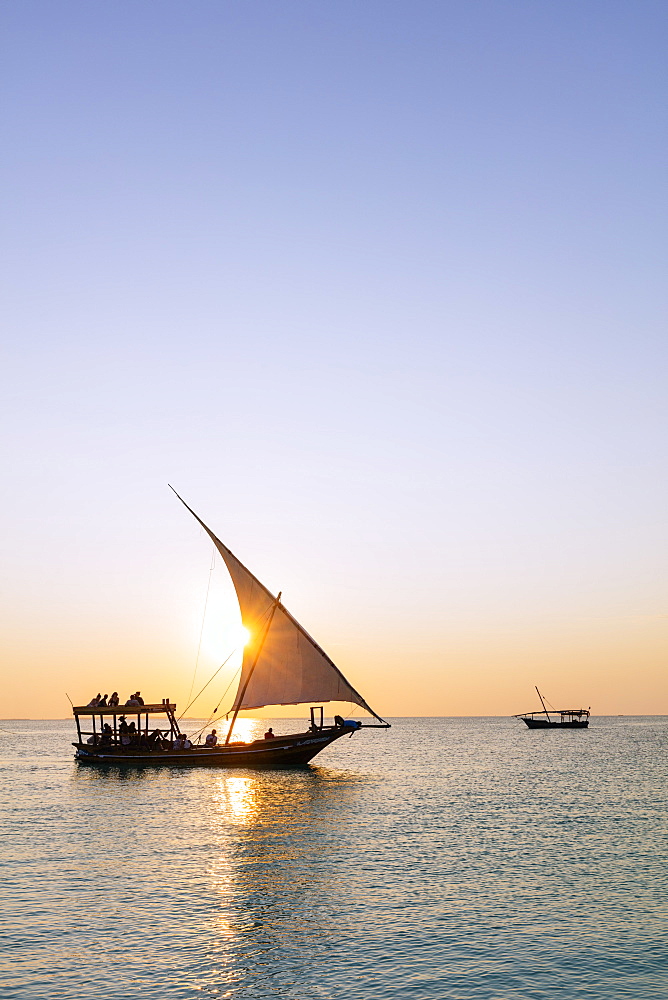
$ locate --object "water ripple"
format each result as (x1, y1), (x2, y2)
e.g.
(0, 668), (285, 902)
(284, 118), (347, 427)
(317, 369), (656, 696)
(0, 717), (667, 998)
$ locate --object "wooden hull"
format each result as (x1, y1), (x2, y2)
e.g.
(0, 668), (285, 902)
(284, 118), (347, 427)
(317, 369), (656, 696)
(73, 728), (349, 768)
(521, 718), (589, 729)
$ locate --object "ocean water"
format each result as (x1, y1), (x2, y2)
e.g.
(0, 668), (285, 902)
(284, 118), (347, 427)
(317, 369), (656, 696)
(1, 716), (667, 1000)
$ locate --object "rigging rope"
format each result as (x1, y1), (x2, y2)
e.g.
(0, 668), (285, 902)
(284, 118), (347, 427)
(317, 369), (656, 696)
(180, 590), (277, 736)
(186, 601), (277, 739)
(186, 546), (216, 709)
(188, 694), (252, 741)
(178, 646), (240, 721)
(188, 667), (243, 740)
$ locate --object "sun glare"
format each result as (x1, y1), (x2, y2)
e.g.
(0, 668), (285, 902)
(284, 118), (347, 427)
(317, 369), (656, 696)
(218, 622), (251, 655)
(226, 717), (259, 744)
(237, 625), (251, 648)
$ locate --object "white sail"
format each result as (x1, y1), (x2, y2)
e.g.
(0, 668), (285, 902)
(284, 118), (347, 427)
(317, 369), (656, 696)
(172, 490), (382, 720)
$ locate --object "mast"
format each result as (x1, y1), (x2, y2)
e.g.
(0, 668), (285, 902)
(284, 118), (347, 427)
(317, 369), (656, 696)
(535, 686), (551, 723)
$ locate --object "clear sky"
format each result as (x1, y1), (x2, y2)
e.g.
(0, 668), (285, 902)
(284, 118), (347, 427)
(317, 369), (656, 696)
(2, 1), (666, 718)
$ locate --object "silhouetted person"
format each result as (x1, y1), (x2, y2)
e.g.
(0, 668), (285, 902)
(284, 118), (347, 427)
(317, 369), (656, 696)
(119, 717), (130, 745)
(264, 728), (274, 739)
(108, 692), (119, 707)
(148, 728), (163, 749)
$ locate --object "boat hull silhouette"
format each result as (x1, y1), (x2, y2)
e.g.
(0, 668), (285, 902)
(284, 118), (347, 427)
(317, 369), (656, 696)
(520, 717), (589, 729)
(74, 727), (350, 768)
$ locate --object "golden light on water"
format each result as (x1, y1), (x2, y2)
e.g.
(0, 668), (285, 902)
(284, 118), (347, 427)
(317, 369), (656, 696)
(212, 774), (259, 825)
(225, 717), (260, 744)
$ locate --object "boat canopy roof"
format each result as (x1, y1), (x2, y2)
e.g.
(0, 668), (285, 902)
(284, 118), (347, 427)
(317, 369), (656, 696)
(73, 703), (176, 717)
(513, 708), (590, 719)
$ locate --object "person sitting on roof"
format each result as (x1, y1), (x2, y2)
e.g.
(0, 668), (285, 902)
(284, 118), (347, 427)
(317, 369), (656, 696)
(134, 691), (145, 706)
(108, 692), (119, 707)
(205, 729), (218, 747)
(264, 727), (274, 739)
(125, 694), (140, 707)
(97, 694), (108, 708)
(87, 694), (101, 707)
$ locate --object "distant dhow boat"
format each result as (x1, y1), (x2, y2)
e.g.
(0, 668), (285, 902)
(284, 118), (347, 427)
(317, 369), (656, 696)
(72, 489), (389, 767)
(514, 687), (590, 729)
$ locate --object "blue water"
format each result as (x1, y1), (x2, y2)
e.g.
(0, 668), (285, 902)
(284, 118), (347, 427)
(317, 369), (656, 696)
(1, 717), (667, 999)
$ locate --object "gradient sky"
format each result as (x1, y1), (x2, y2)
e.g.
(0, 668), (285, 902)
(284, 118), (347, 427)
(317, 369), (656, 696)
(2, 1), (666, 718)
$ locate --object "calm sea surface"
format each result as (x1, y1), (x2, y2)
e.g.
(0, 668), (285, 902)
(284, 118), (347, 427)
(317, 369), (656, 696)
(1, 716), (667, 999)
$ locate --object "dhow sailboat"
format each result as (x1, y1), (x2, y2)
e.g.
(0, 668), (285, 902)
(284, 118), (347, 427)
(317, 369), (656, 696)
(73, 489), (389, 766)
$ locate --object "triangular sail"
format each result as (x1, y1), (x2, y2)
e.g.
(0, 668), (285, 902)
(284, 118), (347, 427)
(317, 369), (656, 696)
(171, 489), (383, 721)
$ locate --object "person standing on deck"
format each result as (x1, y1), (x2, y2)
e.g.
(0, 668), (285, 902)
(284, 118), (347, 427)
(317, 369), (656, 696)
(119, 717), (130, 745)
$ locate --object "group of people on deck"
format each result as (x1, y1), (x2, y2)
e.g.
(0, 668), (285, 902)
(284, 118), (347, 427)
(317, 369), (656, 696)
(87, 692), (144, 708)
(83, 686), (236, 751)
(171, 729), (219, 750)
(90, 718), (148, 747)
(82, 685), (281, 752)
(87, 723), (221, 752)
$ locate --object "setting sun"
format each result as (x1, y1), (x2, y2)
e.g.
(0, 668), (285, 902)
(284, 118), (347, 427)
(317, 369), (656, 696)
(236, 625), (251, 648)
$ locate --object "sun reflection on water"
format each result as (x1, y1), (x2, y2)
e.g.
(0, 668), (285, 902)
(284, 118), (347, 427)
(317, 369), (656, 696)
(201, 767), (370, 999)
(212, 774), (259, 825)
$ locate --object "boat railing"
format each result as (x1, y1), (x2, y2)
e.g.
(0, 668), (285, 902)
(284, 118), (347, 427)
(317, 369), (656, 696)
(513, 709), (590, 720)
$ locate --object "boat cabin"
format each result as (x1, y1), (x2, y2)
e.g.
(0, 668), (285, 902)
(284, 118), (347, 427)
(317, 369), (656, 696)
(73, 701), (180, 749)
